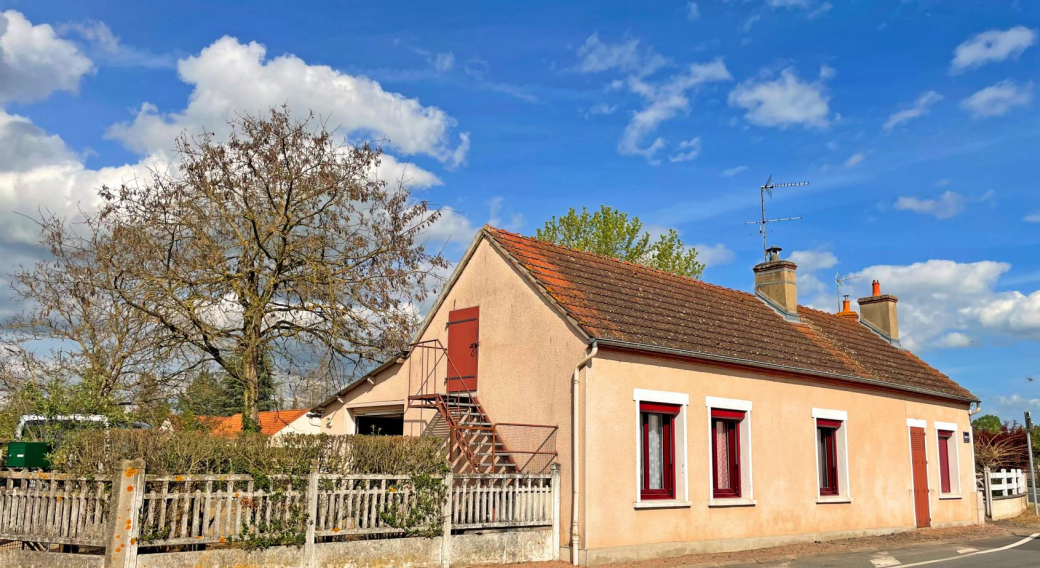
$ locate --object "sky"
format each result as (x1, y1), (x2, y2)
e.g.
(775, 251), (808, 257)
(0, 0), (1038, 420)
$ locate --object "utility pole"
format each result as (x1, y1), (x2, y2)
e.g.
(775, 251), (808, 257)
(745, 175), (807, 261)
(1027, 411), (1038, 515)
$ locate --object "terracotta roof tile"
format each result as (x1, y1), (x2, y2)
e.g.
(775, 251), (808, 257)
(209, 409), (309, 437)
(484, 227), (975, 402)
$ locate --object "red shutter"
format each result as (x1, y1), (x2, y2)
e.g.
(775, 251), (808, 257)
(640, 402), (681, 415)
(938, 430), (952, 494)
(711, 408), (746, 420)
(817, 418), (843, 429)
(446, 307), (479, 393)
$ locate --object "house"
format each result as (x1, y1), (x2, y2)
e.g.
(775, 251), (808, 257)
(204, 409), (320, 439)
(312, 226), (981, 565)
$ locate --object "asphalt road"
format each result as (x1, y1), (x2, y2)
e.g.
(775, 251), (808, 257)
(729, 533), (1040, 568)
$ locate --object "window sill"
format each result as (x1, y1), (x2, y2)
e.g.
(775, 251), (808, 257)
(708, 498), (756, 508)
(816, 496), (852, 504)
(939, 493), (962, 500)
(634, 499), (691, 509)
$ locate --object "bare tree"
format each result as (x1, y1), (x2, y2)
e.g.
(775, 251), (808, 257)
(2, 215), (177, 401)
(89, 107), (443, 430)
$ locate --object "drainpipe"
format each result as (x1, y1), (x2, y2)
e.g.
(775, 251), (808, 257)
(571, 341), (598, 566)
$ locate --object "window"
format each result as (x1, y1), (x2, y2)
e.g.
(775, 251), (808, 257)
(705, 396), (753, 505)
(817, 419), (841, 496)
(812, 409), (850, 502)
(639, 403), (680, 500)
(634, 389), (689, 506)
(934, 421), (961, 497)
(711, 409), (744, 498)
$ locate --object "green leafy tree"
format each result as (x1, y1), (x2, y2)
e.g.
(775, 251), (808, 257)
(972, 414), (1002, 434)
(536, 206), (705, 279)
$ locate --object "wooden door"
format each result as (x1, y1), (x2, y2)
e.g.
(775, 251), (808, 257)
(909, 426), (931, 528)
(446, 307), (479, 393)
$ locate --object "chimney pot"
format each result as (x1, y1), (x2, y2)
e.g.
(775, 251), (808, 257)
(837, 294), (859, 321)
(872, 280), (881, 296)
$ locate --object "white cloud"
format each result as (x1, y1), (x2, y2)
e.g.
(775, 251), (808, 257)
(741, 15), (762, 33)
(433, 52), (454, 72)
(807, 2), (833, 19)
(728, 67), (831, 129)
(818, 64), (836, 80)
(106, 36), (469, 166)
(950, 26), (1037, 74)
(584, 102), (618, 118)
(789, 249), (838, 272)
(669, 137), (702, 162)
(960, 79), (1033, 119)
(619, 59), (731, 164)
(721, 165), (748, 177)
(575, 33), (666, 78)
(883, 91), (942, 131)
(1025, 213), (1040, 223)
(0, 110), (77, 172)
(372, 154), (442, 189)
(788, 249), (838, 310)
(694, 243), (734, 266)
(766, 0), (810, 8)
(686, 2), (700, 21)
(59, 19), (174, 69)
(893, 191), (966, 220)
(487, 196), (525, 233)
(844, 152), (866, 168)
(0, 10), (94, 103)
(934, 332), (972, 349)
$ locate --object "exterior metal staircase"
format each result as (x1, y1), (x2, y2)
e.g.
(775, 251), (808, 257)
(410, 392), (518, 473)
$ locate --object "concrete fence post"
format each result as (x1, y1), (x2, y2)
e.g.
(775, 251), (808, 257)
(105, 459), (145, 568)
(983, 466), (992, 518)
(303, 468), (320, 568)
(440, 470), (454, 568)
(550, 463), (561, 561)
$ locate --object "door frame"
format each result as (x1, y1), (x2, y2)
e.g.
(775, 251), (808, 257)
(906, 418), (931, 528)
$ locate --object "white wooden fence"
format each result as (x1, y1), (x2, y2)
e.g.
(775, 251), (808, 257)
(0, 470), (113, 546)
(0, 462), (560, 568)
(986, 468), (1027, 497)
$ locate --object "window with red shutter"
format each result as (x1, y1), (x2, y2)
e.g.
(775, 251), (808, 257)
(817, 421), (841, 496)
(711, 409), (744, 498)
(938, 430), (953, 494)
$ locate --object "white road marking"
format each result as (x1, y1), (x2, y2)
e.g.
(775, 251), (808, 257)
(955, 548), (976, 554)
(897, 533), (1040, 567)
(870, 552), (902, 567)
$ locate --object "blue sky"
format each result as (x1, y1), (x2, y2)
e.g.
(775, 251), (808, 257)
(1, 0), (1038, 419)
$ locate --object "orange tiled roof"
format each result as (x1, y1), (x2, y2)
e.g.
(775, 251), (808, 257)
(483, 227), (976, 402)
(208, 409), (310, 437)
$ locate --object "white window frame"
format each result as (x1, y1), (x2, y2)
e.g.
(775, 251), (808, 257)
(812, 408), (851, 504)
(934, 421), (962, 499)
(633, 389), (690, 508)
(705, 396), (755, 507)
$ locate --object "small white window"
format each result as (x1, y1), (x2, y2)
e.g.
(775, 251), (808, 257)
(705, 396), (754, 507)
(935, 421), (961, 498)
(812, 408), (850, 503)
(634, 389), (689, 507)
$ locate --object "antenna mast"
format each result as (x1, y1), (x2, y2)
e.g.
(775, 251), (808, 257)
(745, 175), (808, 260)
(835, 272), (861, 311)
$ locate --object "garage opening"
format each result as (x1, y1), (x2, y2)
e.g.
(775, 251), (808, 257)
(355, 413), (404, 436)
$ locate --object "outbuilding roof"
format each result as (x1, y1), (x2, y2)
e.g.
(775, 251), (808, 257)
(483, 226), (976, 402)
(206, 409), (310, 437)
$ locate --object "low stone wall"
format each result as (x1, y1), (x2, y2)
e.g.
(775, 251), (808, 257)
(990, 494), (1028, 520)
(0, 549), (103, 568)
(132, 527), (552, 568)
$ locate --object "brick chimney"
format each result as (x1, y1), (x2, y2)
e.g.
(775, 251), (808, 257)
(754, 246), (798, 320)
(857, 280), (899, 342)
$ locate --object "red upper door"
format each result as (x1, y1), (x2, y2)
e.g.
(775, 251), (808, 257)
(446, 307), (479, 393)
(909, 427), (931, 528)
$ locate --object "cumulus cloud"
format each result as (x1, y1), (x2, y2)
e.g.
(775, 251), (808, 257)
(106, 36), (469, 166)
(575, 33), (666, 78)
(669, 137), (702, 162)
(788, 249), (838, 310)
(728, 67), (831, 129)
(721, 165), (747, 177)
(0, 10), (94, 103)
(960, 79), (1034, 119)
(884, 91), (942, 131)
(619, 59), (731, 164)
(694, 243), (735, 267)
(893, 191), (966, 219)
(59, 19), (174, 69)
(950, 26), (1037, 74)
(934, 332), (972, 349)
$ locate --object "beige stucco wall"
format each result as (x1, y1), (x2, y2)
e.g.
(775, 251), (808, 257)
(581, 349), (976, 561)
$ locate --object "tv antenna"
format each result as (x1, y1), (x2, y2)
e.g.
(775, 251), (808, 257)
(745, 175), (808, 261)
(835, 273), (861, 311)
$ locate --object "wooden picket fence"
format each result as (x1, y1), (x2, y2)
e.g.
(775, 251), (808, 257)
(0, 470), (113, 546)
(452, 474), (553, 529)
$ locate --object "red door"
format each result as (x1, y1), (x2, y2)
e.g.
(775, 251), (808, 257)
(446, 307), (479, 393)
(909, 427), (931, 528)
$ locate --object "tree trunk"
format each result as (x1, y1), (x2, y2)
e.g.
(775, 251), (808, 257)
(241, 346), (261, 431)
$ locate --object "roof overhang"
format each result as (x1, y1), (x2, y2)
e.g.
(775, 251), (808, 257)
(312, 354), (406, 412)
(592, 337), (979, 405)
